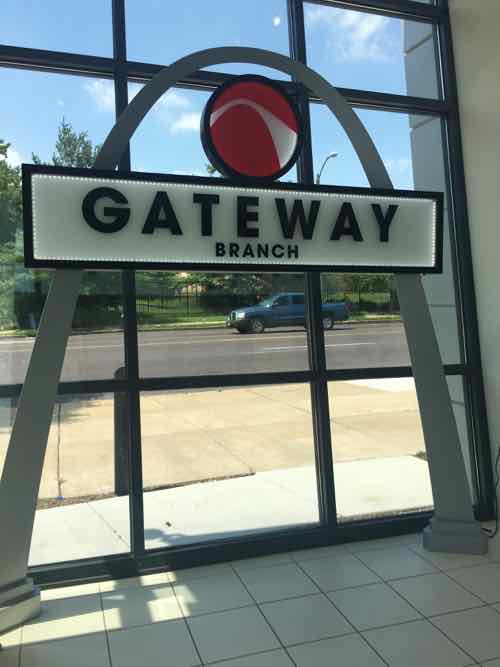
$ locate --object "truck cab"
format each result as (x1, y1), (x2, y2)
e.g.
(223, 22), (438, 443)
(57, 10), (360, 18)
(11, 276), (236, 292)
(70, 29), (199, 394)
(227, 292), (349, 334)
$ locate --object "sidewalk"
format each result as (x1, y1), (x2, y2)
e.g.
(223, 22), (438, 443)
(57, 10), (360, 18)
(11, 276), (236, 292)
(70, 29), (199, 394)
(29, 457), (433, 566)
(0, 378), (426, 501)
(0, 377), (434, 565)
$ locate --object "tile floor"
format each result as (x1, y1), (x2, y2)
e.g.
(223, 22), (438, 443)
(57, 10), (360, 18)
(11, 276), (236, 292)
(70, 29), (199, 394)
(3, 532), (500, 666)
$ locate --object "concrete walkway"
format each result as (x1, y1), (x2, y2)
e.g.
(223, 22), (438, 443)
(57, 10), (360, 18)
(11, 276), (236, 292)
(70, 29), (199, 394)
(29, 457), (433, 566)
(1, 378), (426, 500)
(0, 377), (434, 565)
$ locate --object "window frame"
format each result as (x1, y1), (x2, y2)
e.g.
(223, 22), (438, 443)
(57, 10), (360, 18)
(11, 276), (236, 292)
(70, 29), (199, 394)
(0, 0), (492, 587)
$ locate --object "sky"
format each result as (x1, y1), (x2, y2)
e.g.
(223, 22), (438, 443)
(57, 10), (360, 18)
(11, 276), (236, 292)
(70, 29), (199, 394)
(0, 0), (442, 190)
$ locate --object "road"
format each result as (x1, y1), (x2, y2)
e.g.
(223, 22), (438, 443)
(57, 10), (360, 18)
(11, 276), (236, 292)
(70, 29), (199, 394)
(0, 321), (410, 385)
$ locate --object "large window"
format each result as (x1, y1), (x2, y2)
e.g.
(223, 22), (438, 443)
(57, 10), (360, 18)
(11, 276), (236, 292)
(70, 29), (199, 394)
(304, 3), (440, 98)
(0, 0), (491, 582)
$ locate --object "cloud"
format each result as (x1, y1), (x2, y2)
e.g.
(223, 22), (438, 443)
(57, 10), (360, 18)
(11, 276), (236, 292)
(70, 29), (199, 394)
(305, 6), (397, 62)
(273, 16), (281, 27)
(0, 147), (23, 167)
(172, 169), (206, 177)
(384, 157), (412, 174)
(84, 80), (115, 112)
(89, 80), (201, 136)
(159, 90), (191, 110)
(149, 90), (198, 133)
(170, 112), (202, 134)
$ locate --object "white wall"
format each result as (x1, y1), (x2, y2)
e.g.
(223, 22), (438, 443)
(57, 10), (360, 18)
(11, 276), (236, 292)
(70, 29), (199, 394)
(449, 1), (500, 472)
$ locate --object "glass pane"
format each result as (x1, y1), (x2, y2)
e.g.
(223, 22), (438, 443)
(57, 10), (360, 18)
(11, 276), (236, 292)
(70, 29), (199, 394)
(125, 0), (289, 78)
(305, 3), (440, 98)
(129, 83), (298, 181)
(0, 0), (112, 56)
(329, 378), (434, 522)
(321, 276), (409, 369)
(0, 68), (124, 383)
(129, 85), (212, 176)
(311, 105), (460, 367)
(29, 393), (130, 566)
(136, 272), (310, 377)
(140, 384), (318, 550)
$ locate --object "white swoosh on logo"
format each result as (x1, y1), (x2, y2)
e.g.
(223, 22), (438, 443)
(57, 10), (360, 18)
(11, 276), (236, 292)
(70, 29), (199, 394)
(210, 98), (297, 168)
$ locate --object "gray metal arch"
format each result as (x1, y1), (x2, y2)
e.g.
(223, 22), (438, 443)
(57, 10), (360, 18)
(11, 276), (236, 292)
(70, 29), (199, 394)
(0, 46), (485, 634)
(96, 47), (392, 188)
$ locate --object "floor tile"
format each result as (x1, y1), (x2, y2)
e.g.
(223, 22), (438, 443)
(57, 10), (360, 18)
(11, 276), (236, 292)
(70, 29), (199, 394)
(0, 647), (20, 667)
(288, 634), (387, 667)
(432, 606), (500, 663)
(187, 606), (280, 664)
(237, 563), (318, 603)
(300, 553), (380, 592)
(232, 553), (293, 573)
(20, 632), (110, 667)
(99, 572), (169, 593)
(391, 573), (483, 616)
(101, 584), (182, 630)
(260, 593), (353, 645)
(42, 582), (100, 601)
(107, 619), (200, 667)
(356, 546), (438, 581)
(0, 625), (22, 648)
(290, 544), (348, 563)
(168, 563), (234, 583)
(328, 582), (421, 630)
(209, 649), (294, 666)
(22, 594), (105, 644)
(363, 619), (473, 667)
(409, 543), (491, 571)
(346, 534), (420, 553)
(173, 572), (253, 616)
(447, 563), (500, 603)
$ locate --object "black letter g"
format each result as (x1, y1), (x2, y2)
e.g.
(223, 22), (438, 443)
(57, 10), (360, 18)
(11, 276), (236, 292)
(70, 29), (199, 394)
(82, 187), (130, 233)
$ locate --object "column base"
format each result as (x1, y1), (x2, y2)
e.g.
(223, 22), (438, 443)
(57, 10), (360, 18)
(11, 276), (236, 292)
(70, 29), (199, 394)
(0, 578), (40, 636)
(423, 518), (488, 554)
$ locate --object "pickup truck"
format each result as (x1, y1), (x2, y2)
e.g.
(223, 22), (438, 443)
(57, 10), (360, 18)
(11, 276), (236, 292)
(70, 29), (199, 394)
(226, 292), (349, 334)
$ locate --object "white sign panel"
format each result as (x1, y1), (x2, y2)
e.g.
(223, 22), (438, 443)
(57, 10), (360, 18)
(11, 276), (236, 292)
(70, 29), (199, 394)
(23, 166), (443, 273)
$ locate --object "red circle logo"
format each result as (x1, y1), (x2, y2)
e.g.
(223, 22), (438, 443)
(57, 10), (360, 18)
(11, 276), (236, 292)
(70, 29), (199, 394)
(201, 75), (302, 182)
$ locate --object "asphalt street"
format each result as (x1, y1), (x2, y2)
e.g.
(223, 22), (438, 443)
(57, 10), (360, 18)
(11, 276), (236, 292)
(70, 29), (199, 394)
(0, 321), (410, 385)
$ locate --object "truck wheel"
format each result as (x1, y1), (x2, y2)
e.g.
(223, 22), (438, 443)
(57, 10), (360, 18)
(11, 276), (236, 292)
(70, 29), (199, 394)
(322, 316), (334, 330)
(249, 317), (265, 334)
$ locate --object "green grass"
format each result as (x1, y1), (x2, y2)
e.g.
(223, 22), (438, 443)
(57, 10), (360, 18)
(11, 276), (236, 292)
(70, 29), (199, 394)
(0, 311), (401, 337)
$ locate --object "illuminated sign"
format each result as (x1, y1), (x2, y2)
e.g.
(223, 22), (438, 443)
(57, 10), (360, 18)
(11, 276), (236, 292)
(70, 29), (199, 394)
(23, 165), (442, 273)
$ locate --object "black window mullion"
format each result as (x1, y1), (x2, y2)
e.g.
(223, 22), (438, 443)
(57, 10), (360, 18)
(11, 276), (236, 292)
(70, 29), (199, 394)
(112, 0), (146, 558)
(288, 0), (337, 530)
(304, 0), (444, 22)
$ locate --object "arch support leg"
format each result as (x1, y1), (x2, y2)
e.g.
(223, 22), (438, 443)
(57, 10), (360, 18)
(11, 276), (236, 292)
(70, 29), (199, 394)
(0, 270), (82, 634)
(396, 274), (487, 553)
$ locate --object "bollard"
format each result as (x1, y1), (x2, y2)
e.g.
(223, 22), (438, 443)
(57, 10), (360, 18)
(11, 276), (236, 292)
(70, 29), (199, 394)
(113, 366), (129, 496)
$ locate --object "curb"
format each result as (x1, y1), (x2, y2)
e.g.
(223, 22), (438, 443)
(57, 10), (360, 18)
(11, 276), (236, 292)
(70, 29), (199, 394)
(0, 317), (402, 340)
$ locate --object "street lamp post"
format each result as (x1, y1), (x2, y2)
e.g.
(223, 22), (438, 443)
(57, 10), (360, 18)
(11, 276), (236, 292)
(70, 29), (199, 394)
(315, 151), (339, 184)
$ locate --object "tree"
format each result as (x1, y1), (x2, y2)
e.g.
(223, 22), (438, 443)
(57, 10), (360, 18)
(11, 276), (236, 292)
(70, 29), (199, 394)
(0, 122), (112, 330)
(32, 118), (100, 168)
(205, 162), (218, 176)
(0, 139), (22, 245)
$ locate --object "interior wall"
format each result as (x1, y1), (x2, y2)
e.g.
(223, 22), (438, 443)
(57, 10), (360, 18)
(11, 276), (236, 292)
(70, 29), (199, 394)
(449, 0), (500, 482)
